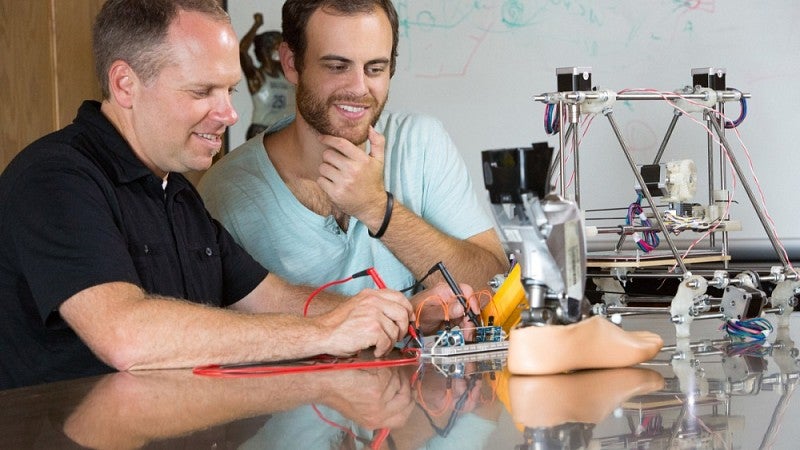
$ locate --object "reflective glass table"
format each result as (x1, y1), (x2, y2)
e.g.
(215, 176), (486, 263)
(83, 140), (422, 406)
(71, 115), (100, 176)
(2, 313), (799, 449)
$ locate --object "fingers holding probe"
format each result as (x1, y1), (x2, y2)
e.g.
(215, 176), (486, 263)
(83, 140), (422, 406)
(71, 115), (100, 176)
(316, 288), (413, 357)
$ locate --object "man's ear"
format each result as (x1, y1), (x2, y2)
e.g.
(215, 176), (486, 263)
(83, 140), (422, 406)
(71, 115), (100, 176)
(107, 60), (137, 109)
(279, 41), (299, 86)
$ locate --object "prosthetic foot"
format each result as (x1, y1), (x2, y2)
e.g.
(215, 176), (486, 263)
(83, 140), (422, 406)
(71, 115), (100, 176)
(507, 316), (664, 375)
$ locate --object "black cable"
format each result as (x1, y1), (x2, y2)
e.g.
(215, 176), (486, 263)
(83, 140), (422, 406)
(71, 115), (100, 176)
(399, 264), (440, 293)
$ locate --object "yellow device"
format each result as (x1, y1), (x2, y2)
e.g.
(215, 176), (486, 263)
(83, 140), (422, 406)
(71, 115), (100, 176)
(481, 264), (527, 334)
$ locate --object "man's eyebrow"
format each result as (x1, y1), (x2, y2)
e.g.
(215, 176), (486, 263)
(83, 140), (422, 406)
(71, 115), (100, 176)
(366, 57), (390, 66)
(320, 54), (352, 64)
(320, 55), (390, 66)
(185, 79), (242, 90)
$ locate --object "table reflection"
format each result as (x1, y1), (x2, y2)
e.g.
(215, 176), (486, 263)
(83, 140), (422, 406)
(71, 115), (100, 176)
(596, 326), (800, 449)
(1, 317), (799, 449)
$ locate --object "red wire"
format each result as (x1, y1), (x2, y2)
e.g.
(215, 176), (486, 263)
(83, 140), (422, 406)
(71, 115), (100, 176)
(303, 276), (353, 317)
(310, 404), (391, 450)
(194, 267), (423, 378)
(366, 267), (387, 288)
(371, 428), (390, 449)
(368, 267), (422, 347)
(193, 351), (419, 377)
(311, 404), (353, 433)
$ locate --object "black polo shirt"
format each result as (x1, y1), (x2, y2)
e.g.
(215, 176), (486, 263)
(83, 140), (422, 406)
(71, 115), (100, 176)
(0, 101), (269, 389)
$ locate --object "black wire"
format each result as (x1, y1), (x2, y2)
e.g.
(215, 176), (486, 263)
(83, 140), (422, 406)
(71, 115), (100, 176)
(420, 376), (478, 437)
(399, 263), (441, 293)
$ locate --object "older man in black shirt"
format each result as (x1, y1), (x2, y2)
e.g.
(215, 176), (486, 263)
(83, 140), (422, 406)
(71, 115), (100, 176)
(0, 0), (415, 389)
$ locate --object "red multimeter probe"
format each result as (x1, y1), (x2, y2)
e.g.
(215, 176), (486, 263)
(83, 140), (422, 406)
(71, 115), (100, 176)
(365, 267), (423, 347)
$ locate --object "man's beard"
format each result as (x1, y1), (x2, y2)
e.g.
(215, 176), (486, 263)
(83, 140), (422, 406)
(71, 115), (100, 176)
(296, 82), (386, 145)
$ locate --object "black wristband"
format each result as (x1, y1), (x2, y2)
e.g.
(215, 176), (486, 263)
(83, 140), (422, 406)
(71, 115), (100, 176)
(368, 191), (394, 239)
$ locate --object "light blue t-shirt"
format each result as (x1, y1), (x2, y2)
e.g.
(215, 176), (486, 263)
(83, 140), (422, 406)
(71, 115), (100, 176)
(239, 404), (499, 450)
(199, 112), (493, 296)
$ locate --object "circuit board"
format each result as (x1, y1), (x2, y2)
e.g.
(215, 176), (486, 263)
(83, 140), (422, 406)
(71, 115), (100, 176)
(421, 339), (509, 357)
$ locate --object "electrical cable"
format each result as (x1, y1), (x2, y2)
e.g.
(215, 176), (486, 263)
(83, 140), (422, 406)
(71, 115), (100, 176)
(193, 351), (420, 377)
(724, 88), (747, 128)
(563, 113), (596, 191)
(418, 376), (478, 438)
(720, 317), (773, 341)
(302, 276), (354, 317)
(194, 267), (422, 378)
(412, 366), (452, 417)
(724, 340), (771, 357)
(435, 261), (481, 326)
(303, 268), (390, 317)
(616, 87), (796, 275)
(546, 103), (561, 135)
(414, 295), (450, 329)
(311, 404), (391, 450)
(626, 193), (660, 252)
(617, 88), (732, 264)
(398, 264), (440, 294)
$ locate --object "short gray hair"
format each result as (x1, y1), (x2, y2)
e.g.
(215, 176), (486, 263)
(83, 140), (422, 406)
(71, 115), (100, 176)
(93, 0), (229, 98)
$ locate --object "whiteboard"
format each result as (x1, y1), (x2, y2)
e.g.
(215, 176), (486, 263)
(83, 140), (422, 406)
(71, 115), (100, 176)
(228, 1), (800, 261)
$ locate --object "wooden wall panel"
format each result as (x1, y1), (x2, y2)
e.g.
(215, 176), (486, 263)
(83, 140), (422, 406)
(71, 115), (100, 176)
(53, 0), (104, 128)
(0, 0), (103, 171)
(0, 0), (57, 169)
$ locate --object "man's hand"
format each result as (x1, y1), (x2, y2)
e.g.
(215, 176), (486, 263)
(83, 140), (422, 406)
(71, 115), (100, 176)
(320, 367), (414, 430)
(314, 288), (413, 357)
(409, 282), (486, 338)
(317, 127), (387, 229)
